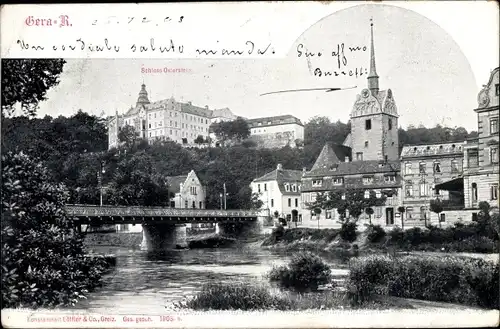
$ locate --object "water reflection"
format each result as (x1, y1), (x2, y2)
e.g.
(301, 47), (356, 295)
(72, 246), (348, 314)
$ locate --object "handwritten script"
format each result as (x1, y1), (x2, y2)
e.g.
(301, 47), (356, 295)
(16, 38), (275, 57)
(297, 43), (369, 78)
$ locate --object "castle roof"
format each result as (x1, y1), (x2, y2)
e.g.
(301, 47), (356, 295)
(400, 142), (464, 159)
(304, 160), (400, 178)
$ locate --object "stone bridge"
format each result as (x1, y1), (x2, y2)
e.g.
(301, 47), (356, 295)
(65, 205), (269, 251)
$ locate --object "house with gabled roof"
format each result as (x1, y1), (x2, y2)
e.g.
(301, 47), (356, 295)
(250, 164), (304, 223)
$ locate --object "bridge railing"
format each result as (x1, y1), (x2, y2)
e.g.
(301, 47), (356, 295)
(64, 204), (264, 218)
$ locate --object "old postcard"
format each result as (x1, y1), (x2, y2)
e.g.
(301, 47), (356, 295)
(1, 2), (499, 328)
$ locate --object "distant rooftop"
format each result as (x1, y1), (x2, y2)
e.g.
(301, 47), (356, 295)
(246, 115), (304, 128)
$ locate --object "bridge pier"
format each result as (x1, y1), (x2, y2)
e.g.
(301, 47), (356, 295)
(140, 224), (188, 251)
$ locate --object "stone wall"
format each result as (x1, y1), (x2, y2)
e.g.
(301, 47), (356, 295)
(249, 132), (298, 149)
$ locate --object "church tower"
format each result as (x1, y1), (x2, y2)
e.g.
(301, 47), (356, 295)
(136, 83), (150, 108)
(349, 19), (399, 162)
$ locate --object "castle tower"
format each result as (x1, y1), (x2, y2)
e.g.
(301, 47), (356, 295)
(349, 19), (399, 162)
(136, 83), (150, 108)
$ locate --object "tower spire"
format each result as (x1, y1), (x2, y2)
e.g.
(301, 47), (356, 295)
(367, 18), (379, 96)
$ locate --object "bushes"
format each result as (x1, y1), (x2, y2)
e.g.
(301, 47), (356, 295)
(268, 252), (332, 291)
(348, 255), (499, 309)
(1, 152), (109, 309)
(262, 228), (339, 246)
(340, 222), (357, 242)
(366, 225), (386, 243)
(185, 283), (294, 310)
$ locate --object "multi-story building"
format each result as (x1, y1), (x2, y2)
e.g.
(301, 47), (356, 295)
(108, 84), (236, 148)
(400, 142), (465, 223)
(301, 21), (402, 228)
(246, 115), (305, 148)
(462, 67), (499, 209)
(250, 164), (303, 222)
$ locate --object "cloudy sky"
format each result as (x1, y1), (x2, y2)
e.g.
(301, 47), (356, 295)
(34, 3), (498, 132)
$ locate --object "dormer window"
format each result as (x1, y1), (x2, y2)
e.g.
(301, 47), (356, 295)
(332, 177), (343, 185)
(364, 190), (370, 199)
(292, 184), (297, 192)
(363, 176), (374, 185)
(384, 175), (396, 183)
(312, 180), (323, 187)
(433, 162), (441, 173)
(285, 184), (290, 192)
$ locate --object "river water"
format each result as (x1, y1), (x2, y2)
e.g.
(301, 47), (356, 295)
(71, 246), (350, 314)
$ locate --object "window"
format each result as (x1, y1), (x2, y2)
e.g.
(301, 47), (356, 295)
(384, 175), (396, 183)
(258, 184), (261, 193)
(405, 163), (412, 175)
(364, 190), (370, 199)
(356, 152), (363, 161)
(264, 183), (267, 191)
(288, 198), (291, 207)
(333, 177), (343, 185)
(341, 193), (346, 200)
(363, 176), (373, 185)
(451, 159), (459, 172)
(375, 190), (382, 198)
(419, 183), (428, 196)
(491, 184), (498, 200)
(406, 207), (414, 219)
(271, 199), (274, 207)
(376, 207), (382, 217)
(185, 200), (188, 208)
(433, 162), (441, 174)
(295, 198), (298, 207)
(405, 184), (413, 197)
(388, 118), (393, 130)
(420, 206), (427, 221)
(365, 119), (372, 130)
(419, 162), (426, 174)
(471, 183), (478, 202)
(192, 201), (196, 208)
(365, 141), (369, 147)
(440, 213), (446, 223)
(190, 186), (197, 195)
(199, 201), (203, 209)
(491, 147), (499, 163)
(312, 180), (322, 187)
(325, 211), (332, 219)
(496, 84), (499, 96)
(148, 123), (151, 129)
(292, 184), (297, 192)
(490, 118), (499, 134)
(285, 184), (290, 192)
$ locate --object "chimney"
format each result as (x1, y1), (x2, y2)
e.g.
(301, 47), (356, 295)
(188, 101), (192, 105)
(277, 164), (283, 171)
(205, 105), (209, 110)
(302, 167), (307, 176)
(345, 156), (350, 163)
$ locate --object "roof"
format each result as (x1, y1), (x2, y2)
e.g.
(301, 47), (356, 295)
(246, 115), (303, 128)
(180, 102), (212, 118)
(166, 175), (188, 194)
(310, 143), (352, 172)
(253, 168), (303, 183)
(400, 142), (464, 159)
(305, 160), (400, 178)
(212, 108), (236, 119)
(435, 177), (464, 191)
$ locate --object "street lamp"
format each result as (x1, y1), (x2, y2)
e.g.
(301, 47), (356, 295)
(97, 160), (105, 206)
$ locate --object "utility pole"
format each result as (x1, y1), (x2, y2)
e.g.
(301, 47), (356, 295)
(97, 161), (105, 207)
(223, 183), (227, 210)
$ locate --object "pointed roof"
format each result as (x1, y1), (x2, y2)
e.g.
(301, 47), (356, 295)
(311, 143), (341, 171)
(368, 18), (378, 79)
(136, 83), (150, 108)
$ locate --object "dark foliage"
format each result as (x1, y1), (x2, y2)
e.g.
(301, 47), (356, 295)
(366, 224), (386, 243)
(340, 222), (358, 242)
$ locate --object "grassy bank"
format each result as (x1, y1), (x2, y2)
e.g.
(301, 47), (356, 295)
(178, 282), (408, 311)
(348, 254), (499, 309)
(261, 225), (499, 254)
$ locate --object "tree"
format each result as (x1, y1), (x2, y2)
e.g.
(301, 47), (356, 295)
(194, 135), (205, 145)
(365, 207), (374, 225)
(313, 208), (322, 229)
(118, 125), (138, 147)
(1, 152), (107, 308)
(211, 118), (250, 144)
(430, 199), (444, 228)
(308, 189), (388, 224)
(2, 59), (66, 117)
(397, 206), (406, 230)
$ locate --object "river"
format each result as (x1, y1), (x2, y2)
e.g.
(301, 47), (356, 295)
(70, 246), (350, 314)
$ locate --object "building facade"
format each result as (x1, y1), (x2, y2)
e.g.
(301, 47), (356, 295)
(250, 164), (303, 223)
(463, 67), (499, 209)
(167, 170), (207, 210)
(108, 84), (237, 148)
(247, 115), (305, 148)
(400, 142), (465, 223)
(300, 21), (402, 228)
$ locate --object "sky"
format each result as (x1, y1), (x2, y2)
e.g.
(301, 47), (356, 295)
(33, 3), (499, 132)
